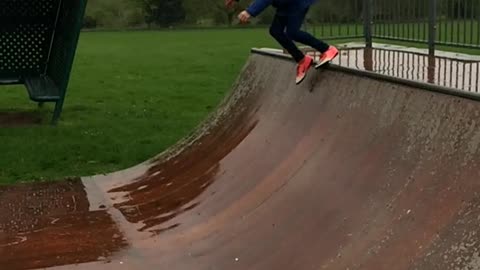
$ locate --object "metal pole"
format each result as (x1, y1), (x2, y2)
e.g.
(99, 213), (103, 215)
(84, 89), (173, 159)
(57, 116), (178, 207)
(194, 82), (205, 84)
(428, 0), (437, 56)
(364, 0), (373, 48)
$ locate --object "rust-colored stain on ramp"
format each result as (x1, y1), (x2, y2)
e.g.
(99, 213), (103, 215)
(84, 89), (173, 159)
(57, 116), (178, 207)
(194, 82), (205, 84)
(2, 50), (480, 270)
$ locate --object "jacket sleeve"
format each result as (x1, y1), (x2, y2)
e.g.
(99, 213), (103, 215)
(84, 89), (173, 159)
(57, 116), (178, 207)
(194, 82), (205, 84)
(236, 0), (273, 17)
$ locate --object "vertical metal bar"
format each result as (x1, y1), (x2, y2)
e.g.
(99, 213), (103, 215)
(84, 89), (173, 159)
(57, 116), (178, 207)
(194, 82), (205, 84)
(359, 0), (362, 38)
(470, 0), (474, 45)
(428, 53), (436, 84)
(412, 0), (416, 40)
(420, 54), (424, 81)
(475, 62), (480, 92)
(347, 1), (351, 37)
(339, 47), (343, 65)
(449, 59), (453, 88)
(442, 0), (447, 43)
(415, 0), (423, 40)
(428, 0), (436, 56)
(321, 20), (325, 37)
(397, 51), (401, 78)
(424, 0), (428, 42)
(456, 0), (460, 44)
(455, 60), (459, 89)
(405, 52), (411, 79)
(395, 0), (399, 39)
(396, 51), (399, 78)
(450, 0), (453, 43)
(329, 11), (333, 37)
(389, 0), (395, 38)
(408, 53), (416, 80)
(439, 57), (443, 87)
(421, 0), (424, 41)
(442, 58), (445, 87)
(445, 58), (448, 88)
(425, 55), (428, 82)
(463, 0), (467, 45)
(383, 0), (387, 37)
(438, 58), (447, 86)
(393, 51), (400, 77)
(364, 0), (373, 47)
(393, 0), (397, 38)
(400, 0), (408, 39)
(337, 14), (341, 37)
(364, 47), (373, 71)
(388, 0), (391, 38)
(412, 53), (416, 80)
(348, 0), (358, 36)
(387, 51), (393, 76)
(444, 0), (448, 44)
(342, 48), (346, 66)
(477, 1), (480, 46)
(406, 0), (409, 39)
(393, 50), (397, 78)
(469, 62), (473, 92)
(390, 50), (393, 77)
(382, 50), (386, 75)
(420, 54), (423, 82)
(438, 0), (442, 43)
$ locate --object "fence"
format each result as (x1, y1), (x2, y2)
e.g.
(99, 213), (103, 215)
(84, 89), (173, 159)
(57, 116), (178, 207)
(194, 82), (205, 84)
(329, 47), (480, 92)
(307, 0), (480, 51)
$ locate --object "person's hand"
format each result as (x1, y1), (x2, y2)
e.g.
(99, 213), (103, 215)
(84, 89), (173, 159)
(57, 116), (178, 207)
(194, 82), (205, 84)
(238, 10), (251, 23)
(225, 0), (236, 8)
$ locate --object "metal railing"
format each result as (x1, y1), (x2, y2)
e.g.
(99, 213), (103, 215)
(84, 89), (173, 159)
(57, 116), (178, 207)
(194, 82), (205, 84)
(329, 47), (480, 92)
(308, 0), (480, 51)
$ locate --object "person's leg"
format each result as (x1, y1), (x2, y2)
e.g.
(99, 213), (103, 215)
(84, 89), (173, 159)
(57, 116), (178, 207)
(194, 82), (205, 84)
(269, 13), (305, 63)
(284, 8), (330, 54)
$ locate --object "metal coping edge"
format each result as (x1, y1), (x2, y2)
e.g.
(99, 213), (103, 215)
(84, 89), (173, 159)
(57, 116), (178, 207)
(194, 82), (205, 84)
(250, 48), (480, 102)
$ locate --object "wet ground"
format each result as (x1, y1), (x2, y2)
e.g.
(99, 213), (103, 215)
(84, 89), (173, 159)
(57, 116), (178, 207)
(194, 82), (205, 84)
(0, 111), (43, 127)
(2, 49), (480, 269)
(306, 43), (480, 93)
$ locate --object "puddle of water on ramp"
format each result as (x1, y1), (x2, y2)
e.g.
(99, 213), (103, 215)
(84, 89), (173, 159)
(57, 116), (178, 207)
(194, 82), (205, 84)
(308, 47), (480, 93)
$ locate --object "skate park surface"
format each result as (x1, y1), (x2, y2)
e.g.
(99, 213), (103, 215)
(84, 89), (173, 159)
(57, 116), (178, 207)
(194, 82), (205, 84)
(2, 47), (480, 270)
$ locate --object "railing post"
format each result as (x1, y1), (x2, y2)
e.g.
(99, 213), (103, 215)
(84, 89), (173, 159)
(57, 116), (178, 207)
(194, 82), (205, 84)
(428, 0), (437, 56)
(363, 0), (373, 48)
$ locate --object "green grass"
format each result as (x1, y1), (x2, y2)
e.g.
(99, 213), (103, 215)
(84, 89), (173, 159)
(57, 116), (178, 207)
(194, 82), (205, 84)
(310, 20), (480, 51)
(0, 28), (278, 184)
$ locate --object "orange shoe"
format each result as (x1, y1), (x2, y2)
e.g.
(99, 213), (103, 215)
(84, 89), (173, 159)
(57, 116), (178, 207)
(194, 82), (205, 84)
(296, 55), (313, 84)
(315, 46), (339, 68)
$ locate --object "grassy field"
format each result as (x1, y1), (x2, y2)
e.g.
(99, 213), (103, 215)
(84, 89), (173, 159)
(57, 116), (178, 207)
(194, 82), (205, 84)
(310, 20), (480, 50)
(0, 28), (279, 184)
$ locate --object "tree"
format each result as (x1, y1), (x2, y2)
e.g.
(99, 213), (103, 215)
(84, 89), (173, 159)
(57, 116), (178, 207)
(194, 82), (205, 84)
(209, 0), (248, 25)
(139, 0), (186, 27)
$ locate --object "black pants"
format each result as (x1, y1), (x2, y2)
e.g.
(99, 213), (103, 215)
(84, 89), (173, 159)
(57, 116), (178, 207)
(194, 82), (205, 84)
(269, 8), (330, 63)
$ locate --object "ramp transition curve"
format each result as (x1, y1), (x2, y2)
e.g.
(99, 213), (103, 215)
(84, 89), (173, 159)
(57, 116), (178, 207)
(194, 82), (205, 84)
(2, 49), (480, 270)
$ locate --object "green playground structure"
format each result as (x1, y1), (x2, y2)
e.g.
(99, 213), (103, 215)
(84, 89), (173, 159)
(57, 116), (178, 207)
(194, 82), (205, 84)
(0, 0), (88, 125)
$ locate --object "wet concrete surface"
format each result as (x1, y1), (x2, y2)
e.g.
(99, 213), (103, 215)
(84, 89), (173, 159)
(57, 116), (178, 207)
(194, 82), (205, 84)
(305, 44), (480, 93)
(2, 50), (480, 269)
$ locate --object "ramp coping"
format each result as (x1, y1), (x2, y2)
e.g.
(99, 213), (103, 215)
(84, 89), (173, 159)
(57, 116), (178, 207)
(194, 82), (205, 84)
(251, 48), (480, 102)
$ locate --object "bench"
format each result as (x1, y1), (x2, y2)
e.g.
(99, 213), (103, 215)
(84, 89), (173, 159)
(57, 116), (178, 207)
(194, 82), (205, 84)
(0, 0), (88, 125)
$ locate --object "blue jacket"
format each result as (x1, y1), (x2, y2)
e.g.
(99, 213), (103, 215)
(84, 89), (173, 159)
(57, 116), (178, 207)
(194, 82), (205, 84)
(240, 0), (317, 17)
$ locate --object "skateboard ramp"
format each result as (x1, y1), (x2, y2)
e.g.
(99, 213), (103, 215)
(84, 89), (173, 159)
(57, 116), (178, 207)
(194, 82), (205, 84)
(2, 49), (480, 270)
